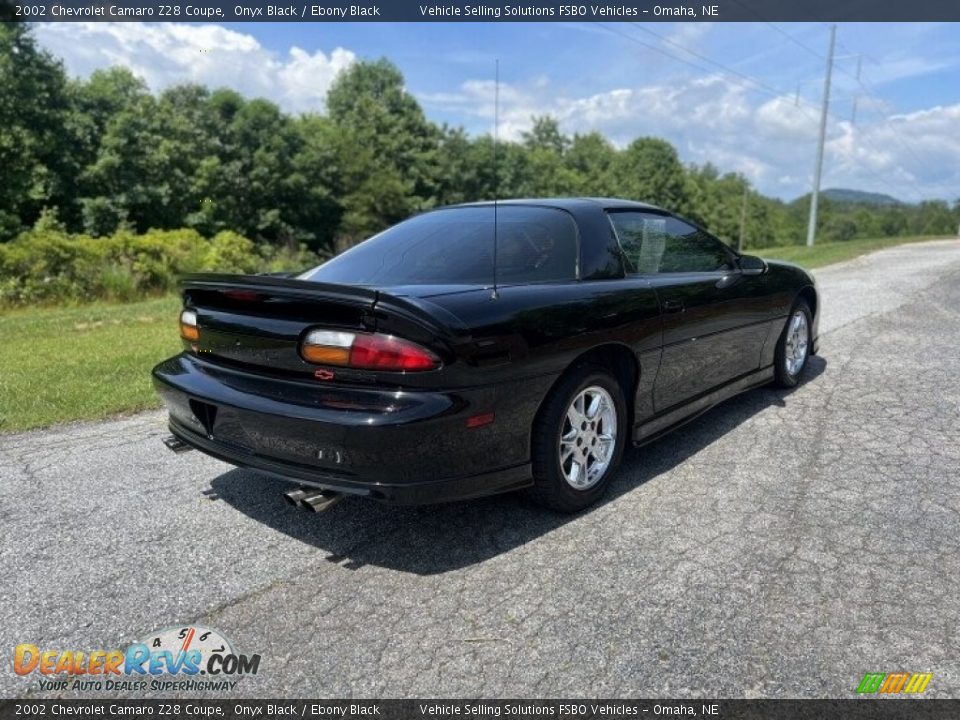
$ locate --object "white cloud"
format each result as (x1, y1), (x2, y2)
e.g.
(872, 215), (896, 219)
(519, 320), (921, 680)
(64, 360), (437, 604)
(422, 71), (960, 201)
(35, 22), (355, 113)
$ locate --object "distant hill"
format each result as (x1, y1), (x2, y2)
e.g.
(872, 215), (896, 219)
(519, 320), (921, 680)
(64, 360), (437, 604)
(794, 188), (903, 206)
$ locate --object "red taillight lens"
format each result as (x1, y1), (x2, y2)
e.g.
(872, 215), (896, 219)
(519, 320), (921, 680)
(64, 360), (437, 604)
(350, 334), (439, 371)
(300, 330), (440, 372)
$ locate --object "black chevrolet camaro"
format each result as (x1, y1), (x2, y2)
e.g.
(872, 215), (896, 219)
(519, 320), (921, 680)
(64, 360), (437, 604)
(153, 198), (819, 512)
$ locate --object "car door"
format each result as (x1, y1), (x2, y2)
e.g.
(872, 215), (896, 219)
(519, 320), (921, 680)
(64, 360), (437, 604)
(608, 211), (772, 413)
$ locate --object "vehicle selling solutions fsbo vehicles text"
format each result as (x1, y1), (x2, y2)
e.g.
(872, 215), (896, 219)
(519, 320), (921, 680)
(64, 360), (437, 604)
(416, 5), (708, 17)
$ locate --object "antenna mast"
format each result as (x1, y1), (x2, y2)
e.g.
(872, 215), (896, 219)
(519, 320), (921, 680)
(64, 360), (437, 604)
(491, 58), (500, 300)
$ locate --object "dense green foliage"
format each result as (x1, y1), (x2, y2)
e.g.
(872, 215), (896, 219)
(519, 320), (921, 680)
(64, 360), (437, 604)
(2, 21), (958, 263)
(0, 217), (315, 306)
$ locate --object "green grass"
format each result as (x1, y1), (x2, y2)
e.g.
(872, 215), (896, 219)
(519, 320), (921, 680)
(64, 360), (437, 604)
(0, 295), (181, 432)
(0, 234), (952, 432)
(754, 235), (946, 269)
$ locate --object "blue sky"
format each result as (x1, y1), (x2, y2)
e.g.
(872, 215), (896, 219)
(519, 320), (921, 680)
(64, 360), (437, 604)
(36, 22), (960, 202)
(238, 22), (958, 114)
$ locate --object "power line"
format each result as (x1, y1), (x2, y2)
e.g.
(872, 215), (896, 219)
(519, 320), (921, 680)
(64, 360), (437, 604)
(763, 21), (827, 61)
(595, 23), (927, 203)
(628, 23), (821, 110)
(738, 24), (934, 201)
(768, 26), (943, 198)
(838, 46), (941, 177)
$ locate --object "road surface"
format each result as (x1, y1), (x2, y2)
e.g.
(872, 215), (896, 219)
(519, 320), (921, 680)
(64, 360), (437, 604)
(2, 239), (959, 698)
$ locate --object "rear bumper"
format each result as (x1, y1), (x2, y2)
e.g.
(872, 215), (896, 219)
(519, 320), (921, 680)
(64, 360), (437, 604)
(152, 354), (550, 504)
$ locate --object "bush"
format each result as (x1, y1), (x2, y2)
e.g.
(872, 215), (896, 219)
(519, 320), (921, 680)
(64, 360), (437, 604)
(259, 242), (327, 275)
(95, 265), (140, 302)
(202, 231), (260, 274)
(822, 217), (858, 243)
(0, 225), (319, 307)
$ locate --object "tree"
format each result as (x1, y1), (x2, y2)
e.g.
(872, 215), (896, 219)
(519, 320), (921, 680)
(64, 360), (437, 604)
(80, 85), (221, 234)
(62, 68), (149, 229)
(614, 138), (691, 212)
(325, 59), (441, 244)
(913, 200), (954, 235)
(522, 116), (569, 155)
(289, 113), (345, 252)
(208, 96), (302, 244)
(433, 125), (482, 206)
(0, 21), (72, 238)
(565, 132), (619, 196)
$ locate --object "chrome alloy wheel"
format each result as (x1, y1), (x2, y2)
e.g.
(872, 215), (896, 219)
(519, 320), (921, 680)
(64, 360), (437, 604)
(784, 310), (809, 377)
(559, 385), (617, 490)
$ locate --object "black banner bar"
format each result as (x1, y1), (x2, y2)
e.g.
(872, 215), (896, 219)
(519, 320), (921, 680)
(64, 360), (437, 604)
(6, 0), (960, 22)
(2, 700), (959, 720)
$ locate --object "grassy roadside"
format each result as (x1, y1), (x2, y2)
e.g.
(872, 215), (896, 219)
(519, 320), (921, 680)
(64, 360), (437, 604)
(756, 234), (946, 269)
(1, 234), (953, 433)
(0, 295), (180, 432)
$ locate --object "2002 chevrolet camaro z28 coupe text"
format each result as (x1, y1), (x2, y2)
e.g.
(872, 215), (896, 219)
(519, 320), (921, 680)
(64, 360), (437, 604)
(153, 198), (820, 512)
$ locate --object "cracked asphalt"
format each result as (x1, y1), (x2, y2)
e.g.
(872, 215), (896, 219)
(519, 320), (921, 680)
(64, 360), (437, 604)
(2, 239), (960, 699)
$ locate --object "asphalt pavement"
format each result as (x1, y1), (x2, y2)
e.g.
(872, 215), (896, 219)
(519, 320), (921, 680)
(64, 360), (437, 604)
(2, 239), (960, 698)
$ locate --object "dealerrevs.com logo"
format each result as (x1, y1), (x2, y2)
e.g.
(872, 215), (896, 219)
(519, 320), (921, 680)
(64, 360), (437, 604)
(14, 626), (261, 693)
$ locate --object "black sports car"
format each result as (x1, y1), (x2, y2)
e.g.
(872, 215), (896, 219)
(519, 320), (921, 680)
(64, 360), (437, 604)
(153, 198), (819, 512)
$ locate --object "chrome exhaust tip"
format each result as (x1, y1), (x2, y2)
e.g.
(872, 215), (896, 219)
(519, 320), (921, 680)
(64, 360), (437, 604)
(283, 488), (310, 507)
(163, 435), (194, 453)
(300, 491), (343, 513)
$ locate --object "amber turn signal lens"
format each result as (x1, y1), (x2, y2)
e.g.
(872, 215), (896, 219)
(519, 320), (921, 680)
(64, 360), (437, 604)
(301, 345), (350, 365)
(179, 309), (199, 341)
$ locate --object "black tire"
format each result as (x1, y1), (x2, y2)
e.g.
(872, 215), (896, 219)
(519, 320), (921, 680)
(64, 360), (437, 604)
(773, 299), (812, 388)
(527, 365), (627, 513)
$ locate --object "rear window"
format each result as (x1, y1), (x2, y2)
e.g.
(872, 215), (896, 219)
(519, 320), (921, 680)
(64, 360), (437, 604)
(302, 206), (578, 286)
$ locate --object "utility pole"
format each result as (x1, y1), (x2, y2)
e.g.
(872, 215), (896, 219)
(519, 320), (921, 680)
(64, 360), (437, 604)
(806, 24), (836, 247)
(738, 184), (748, 253)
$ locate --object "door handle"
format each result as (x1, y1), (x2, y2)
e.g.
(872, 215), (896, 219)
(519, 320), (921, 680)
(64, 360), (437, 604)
(663, 299), (684, 313)
(715, 273), (740, 289)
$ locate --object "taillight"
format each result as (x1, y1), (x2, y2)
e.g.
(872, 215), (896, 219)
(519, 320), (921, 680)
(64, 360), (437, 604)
(301, 329), (440, 371)
(223, 289), (260, 302)
(180, 309), (199, 341)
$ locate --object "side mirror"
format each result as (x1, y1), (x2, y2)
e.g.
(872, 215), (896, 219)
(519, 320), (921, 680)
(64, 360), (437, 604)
(739, 254), (768, 276)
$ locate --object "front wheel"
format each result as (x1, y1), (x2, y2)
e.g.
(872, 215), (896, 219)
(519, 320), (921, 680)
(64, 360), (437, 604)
(527, 366), (627, 512)
(773, 300), (812, 388)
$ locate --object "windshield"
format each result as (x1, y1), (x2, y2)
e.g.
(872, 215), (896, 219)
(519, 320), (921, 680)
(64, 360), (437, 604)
(301, 206), (578, 286)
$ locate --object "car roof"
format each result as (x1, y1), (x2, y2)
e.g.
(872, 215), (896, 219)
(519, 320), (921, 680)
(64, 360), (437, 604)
(446, 197), (667, 213)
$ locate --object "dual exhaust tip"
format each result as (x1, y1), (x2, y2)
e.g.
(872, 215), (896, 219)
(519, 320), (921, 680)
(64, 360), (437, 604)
(163, 436), (343, 512)
(284, 488), (343, 513)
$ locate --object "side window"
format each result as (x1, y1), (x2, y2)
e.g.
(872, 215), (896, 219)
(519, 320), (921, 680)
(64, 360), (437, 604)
(609, 212), (733, 274)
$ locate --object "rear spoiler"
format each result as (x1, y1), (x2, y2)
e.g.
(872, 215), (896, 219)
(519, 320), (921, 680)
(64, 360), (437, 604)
(179, 273), (472, 341)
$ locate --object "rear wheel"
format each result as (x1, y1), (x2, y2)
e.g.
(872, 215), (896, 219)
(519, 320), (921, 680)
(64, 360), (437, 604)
(528, 366), (627, 512)
(773, 300), (811, 388)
